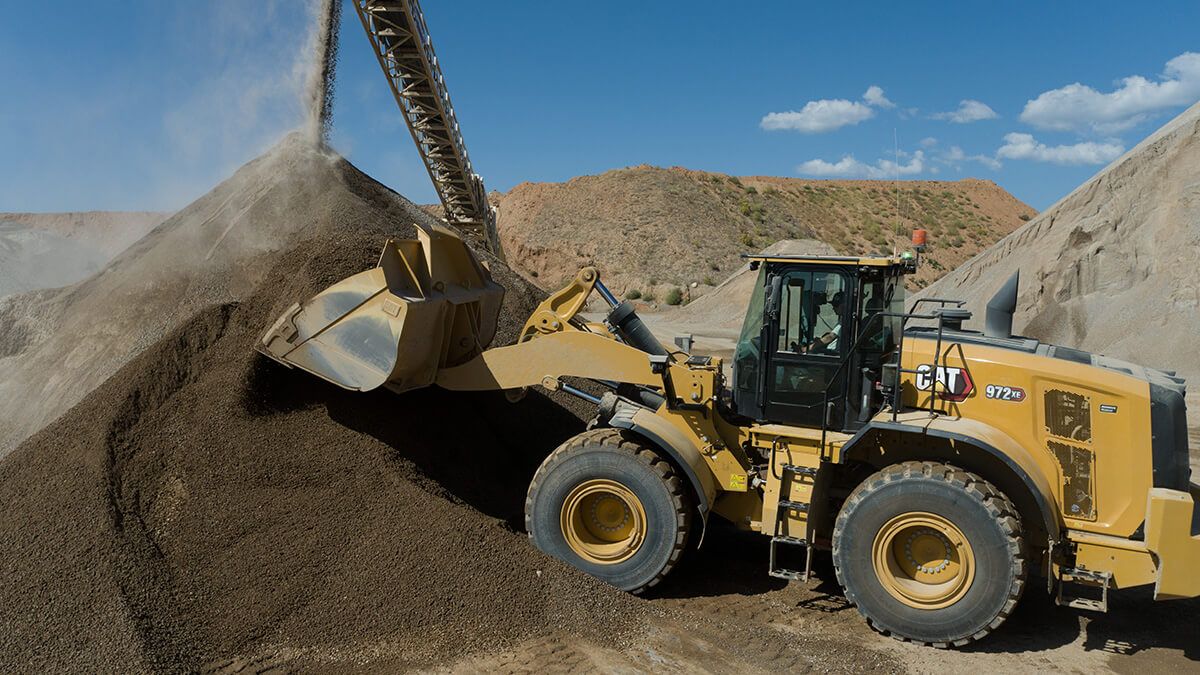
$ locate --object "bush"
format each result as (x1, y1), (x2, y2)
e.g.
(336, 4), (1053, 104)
(739, 200), (752, 216)
(745, 186), (758, 195)
(625, 289), (642, 300)
(1019, 214), (1032, 221)
(642, 291), (656, 303)
(702, 275), (716, 286)
(665, 287), (684, 306)
(740, 232), (755, 247)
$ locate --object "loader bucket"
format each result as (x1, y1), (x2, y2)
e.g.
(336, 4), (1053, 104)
(257, 225), (504, 393)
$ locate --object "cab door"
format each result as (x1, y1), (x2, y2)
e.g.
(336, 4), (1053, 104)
(762, 266), (852, 428)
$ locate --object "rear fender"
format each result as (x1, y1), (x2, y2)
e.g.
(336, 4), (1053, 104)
(839, 417), (1062, 543)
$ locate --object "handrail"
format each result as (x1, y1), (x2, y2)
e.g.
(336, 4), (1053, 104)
(817, 308), (954, 453)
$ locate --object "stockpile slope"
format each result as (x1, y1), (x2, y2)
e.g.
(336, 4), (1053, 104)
(0, 143), (644, 672)
(496, 167), (1035, 296)
(0, 134), (412, 455)
(0, 210), (167, 257)
(918, 101), (1200, 381)
(0, 211), (165, 297)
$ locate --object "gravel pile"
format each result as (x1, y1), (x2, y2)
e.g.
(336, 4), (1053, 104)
(0, 138), (645, 672)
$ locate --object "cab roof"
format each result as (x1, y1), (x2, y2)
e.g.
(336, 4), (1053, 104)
(741, 253), (912, 268)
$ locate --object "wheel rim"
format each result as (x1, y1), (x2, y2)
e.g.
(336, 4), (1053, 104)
(871, 511), (975, 610)
(560, 479), (647, 565)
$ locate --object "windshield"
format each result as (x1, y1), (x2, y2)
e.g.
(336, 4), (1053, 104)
(733, 267), (768, 393)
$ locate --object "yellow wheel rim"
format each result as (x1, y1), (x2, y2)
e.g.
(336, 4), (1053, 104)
(560, 479), (647, 565)
(871, 512), (975, 610)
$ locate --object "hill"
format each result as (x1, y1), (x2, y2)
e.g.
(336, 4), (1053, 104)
(918, 101), (1200, 386)
(0, 211), (165, 297)
(495, 167), (1036, 297)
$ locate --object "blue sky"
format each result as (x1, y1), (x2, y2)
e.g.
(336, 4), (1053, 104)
(2, 1), (1198, 213)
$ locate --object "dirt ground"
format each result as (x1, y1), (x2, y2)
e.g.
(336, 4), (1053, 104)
(444, 521), (1199, 674)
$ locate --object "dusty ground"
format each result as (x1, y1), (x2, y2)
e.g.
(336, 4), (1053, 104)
(442, 521), (1199, 673)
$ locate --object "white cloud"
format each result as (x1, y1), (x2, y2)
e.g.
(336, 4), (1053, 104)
(863, 85), (895, 109)
(761, 98), (875, 133)
(996, 132), (1124, 165)
(1020, 52), (1200, 134)
(940, 145), (1002, 170)
(798, 150), (925, 179)
(932, 99), (999, 123)
(919, 137), (938, 148)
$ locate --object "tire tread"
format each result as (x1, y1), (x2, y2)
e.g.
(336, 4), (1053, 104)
(831, 460), (1027, 648)
(524, 428), (691, 593)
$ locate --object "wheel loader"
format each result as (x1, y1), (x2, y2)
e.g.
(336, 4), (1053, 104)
(258, 223), (1199, 647)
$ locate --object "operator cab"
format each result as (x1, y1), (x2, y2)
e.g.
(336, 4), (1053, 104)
(731, 254), (912, 432)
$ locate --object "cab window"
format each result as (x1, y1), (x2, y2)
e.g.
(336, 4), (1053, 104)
(776, 270), (847, 356)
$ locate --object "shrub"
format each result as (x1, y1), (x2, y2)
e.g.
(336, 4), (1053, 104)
(740, 232), (755, 247)
(745, 186), (758, 195)
(728, 176), (743, 187)
(739, 200), (752, 216)
(642, 291), (656, 303)
(1019, 214), (1032, 221)
(702, 274), (716, 286)
(665, 287), (684, 306)
(625, 289), (642, 300)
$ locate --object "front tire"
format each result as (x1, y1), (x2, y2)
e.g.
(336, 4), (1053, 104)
(525, 429), (691, 593)
(833, 461), (1027, 647)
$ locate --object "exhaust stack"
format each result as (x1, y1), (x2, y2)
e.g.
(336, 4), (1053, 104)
(984, 271), (1020, 339)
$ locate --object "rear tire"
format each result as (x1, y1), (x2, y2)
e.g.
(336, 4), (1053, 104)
(525, 429), (691, 593)
(833, 461), (1027, 647)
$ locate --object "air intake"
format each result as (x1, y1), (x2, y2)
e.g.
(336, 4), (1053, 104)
(985, 271), (1020, 339)
(933, 307), (972, 331)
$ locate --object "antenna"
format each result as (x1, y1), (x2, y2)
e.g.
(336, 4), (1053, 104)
(893, 128), (902, 236)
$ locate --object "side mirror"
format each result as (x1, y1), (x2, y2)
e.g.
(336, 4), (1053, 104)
(765, 274), (784, 320)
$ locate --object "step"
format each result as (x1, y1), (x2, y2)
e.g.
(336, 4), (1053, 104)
(782, 464), (819, 477)
(771, 535), (808, 546)
(1057, 568), (1111, 613)
(768, 568), (808, 581)
(778, 500), (809, 513)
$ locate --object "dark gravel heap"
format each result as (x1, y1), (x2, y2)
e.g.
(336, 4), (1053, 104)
(0, 140), (643, 672)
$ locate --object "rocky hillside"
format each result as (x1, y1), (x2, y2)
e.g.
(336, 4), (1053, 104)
(494, 167), (1035, 298)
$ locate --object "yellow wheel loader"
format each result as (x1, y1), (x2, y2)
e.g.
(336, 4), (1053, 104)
(258, 224), (1199, 647)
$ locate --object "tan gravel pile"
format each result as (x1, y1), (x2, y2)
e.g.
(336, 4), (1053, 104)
(918, 101), (1200, 383)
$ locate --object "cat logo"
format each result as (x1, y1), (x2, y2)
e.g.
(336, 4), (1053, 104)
(915, 364), (974, 402)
